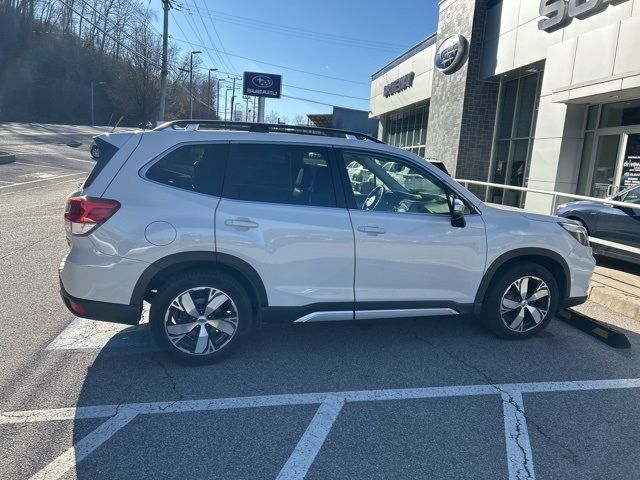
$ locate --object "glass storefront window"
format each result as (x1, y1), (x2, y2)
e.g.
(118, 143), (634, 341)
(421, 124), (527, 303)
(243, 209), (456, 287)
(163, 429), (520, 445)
(489, 72), (541, 207)
(599, 99), (640, 128)
(576, 132), (594, 195)
(382, 102), (429, 157)
(586, 105), (598, 130)
(514, 75), (538, 138)
(497, 79), (518, 139)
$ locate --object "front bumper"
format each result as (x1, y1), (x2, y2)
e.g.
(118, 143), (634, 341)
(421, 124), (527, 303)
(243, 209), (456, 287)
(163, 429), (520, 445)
(563, 295), (588, 308)
(60, 281), (141, 325)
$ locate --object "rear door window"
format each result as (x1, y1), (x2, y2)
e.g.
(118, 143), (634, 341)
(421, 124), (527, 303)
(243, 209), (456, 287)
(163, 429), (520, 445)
(223, 144), (337, 208)
(146, 143), (227, 196)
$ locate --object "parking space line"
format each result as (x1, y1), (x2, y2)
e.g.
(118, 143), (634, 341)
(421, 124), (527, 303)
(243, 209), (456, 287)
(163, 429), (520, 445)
(502, 391), (535, 480)
(29, 409), (138, 480)
(14, 161), (84, 172)
(3, 378), (640, 425)
(0, 173), (83, 189)
(277, 398), (345, 480)
(3, 378), (640, 479)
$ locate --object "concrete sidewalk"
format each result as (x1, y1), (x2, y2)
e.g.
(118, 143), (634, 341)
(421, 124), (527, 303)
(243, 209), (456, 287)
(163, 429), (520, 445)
(587, 257), (640, 321)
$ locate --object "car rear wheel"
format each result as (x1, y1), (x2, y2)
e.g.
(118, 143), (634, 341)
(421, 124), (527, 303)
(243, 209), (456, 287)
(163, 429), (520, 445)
(150, 271), (251, 364)
(483, 262), (560, 339)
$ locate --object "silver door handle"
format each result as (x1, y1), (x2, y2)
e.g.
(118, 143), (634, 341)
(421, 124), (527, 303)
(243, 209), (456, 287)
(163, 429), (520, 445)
(357, 225), (386, 235)
(225, 218), (259, 229)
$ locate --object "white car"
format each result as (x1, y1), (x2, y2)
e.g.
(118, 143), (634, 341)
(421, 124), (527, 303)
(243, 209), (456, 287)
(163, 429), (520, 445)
(60, 121), (595, 363)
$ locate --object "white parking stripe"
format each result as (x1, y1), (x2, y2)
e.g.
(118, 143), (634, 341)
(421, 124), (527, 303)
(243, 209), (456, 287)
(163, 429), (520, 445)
(47, 307), (150, 351)
(29, 409), (138, 480)
(502, 391), (535, 480)
(46, 317), (145, 350)
(3, 378), (640, 425)
(3, 378), (639, 479)
(0, 173), (83, 189)
(277, 398), (345, 480)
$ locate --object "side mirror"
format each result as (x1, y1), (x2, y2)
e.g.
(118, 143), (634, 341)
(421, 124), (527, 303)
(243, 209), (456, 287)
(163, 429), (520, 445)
(451, 198), (466, 227)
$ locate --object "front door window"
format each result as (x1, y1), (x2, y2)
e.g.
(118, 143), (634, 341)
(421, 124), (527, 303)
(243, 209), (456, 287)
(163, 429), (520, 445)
(342, 151), (451, 215)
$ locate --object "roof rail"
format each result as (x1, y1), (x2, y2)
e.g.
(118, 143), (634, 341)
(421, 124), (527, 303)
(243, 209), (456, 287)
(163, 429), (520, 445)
(152, 120), (384, 143)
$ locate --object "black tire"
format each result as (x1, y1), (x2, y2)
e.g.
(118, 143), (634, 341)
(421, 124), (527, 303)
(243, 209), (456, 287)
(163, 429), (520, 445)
(90, 144), (101, 159)
(482, 261), (560, 339)
(150, 271), (252, 364)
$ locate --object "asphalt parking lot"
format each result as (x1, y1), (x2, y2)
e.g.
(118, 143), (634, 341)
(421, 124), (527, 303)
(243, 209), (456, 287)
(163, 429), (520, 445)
(1, 123), (640, 480)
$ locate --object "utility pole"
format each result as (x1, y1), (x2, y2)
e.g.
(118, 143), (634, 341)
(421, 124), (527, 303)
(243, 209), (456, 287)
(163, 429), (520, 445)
(158, 0), (170, 122)
(207, 68), (218, 120)
(230, 77), (236, 122)
(224, 87), (232, 121)
(91, 81), (106, 126)
(189, 50), (201, 119)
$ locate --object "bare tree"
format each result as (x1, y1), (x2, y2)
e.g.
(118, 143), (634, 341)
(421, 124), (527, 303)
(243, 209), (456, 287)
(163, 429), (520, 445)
(292, 114), (306, 125)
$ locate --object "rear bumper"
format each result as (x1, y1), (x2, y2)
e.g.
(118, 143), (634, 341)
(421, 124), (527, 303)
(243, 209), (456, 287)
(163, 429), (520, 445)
(60, 281), (141, 325)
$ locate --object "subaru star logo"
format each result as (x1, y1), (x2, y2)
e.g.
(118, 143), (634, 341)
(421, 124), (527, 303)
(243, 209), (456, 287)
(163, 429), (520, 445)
(434, 35), (468, 74)
(252, 75), (273, 88)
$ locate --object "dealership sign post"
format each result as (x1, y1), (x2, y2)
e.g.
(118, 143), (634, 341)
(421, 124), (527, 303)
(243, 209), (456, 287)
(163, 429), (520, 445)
(243, 72), (282, 123)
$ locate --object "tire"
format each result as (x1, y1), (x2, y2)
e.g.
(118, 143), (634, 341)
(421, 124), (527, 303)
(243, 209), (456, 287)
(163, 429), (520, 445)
(90, 144), (101, 159)
(149, 271), (252, 364)
(482, 261), (560, 339)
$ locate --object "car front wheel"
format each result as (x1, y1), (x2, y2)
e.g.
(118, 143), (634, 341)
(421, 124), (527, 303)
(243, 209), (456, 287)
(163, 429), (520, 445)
(483, 262), (560, 339)
(150, 271), (251, 364)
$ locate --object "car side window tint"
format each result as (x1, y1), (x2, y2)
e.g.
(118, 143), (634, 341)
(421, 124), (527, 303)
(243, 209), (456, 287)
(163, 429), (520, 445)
(223, 144), (336, 208)
(624, 186), (640, 204)
(342, 150), (451, 215)
(146, 144), (226, 196)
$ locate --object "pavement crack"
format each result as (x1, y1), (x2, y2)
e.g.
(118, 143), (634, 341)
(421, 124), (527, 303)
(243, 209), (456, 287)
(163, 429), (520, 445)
(151, 354), (185, 406)
(405, 321), (579, 465)
(0, 237), (47, 261)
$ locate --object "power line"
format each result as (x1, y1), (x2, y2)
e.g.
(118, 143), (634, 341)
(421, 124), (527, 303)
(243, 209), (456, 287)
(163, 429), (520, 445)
(186, 5), (408, 52)
(200, 1), (237, 75)
(167, 35), (369, 85)
(191, 0), (238, 75)
(213, 67), (368, 101)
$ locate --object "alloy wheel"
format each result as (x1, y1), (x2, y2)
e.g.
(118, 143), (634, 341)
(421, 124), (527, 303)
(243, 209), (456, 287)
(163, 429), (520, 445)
(164, 286), (239, 355)
(500, 276), (551, 333)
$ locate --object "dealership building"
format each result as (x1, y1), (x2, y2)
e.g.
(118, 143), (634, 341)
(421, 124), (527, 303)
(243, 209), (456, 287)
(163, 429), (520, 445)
(369, 0), (640, 211)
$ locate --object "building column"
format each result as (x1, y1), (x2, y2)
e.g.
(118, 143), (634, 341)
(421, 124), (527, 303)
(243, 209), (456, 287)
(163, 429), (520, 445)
(524, 39), (586, 214)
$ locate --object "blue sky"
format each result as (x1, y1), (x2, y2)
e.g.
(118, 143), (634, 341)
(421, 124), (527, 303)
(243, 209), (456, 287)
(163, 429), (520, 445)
(154, 0), (439, 120)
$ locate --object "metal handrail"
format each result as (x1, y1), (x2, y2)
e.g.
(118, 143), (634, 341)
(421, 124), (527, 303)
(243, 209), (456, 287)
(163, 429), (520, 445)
(152, 120), (384, 143)
(454, 178), (640, 255)
(456, 178), (640, 212)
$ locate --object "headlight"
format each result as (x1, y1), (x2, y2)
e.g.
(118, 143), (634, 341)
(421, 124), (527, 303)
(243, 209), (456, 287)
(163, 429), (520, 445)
(559, 222), (589, 246)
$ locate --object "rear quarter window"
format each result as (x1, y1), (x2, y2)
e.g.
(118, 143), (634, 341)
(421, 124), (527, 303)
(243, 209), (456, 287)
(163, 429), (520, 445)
(83, 138), (119, 189)
(146, 144), (228, 196)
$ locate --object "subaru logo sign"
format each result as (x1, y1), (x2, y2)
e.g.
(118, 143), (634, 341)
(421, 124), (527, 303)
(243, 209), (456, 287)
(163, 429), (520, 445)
(243, 72), (282, 99)
(252, 76), (273, 88)
(434, 35), (468, 74)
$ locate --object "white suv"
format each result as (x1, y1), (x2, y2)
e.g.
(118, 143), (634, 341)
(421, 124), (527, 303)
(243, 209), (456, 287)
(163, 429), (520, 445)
(60, 121), (595, 363)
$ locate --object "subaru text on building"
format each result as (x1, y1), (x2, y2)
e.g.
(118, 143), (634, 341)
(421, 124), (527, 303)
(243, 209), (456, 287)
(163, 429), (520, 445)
(59, 121), (595, 363)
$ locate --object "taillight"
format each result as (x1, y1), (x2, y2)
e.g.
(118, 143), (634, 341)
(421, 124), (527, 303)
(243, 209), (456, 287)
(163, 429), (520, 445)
(64, 196), (120, 235)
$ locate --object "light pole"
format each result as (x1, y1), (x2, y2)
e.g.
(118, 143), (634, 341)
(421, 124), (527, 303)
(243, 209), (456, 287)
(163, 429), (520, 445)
(207, 68), (218, 120)
(91, 81), (106, 126)
(216, 79), (221, 120)
(224, 87), (232, 121)
(189, 50), (201, 119)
